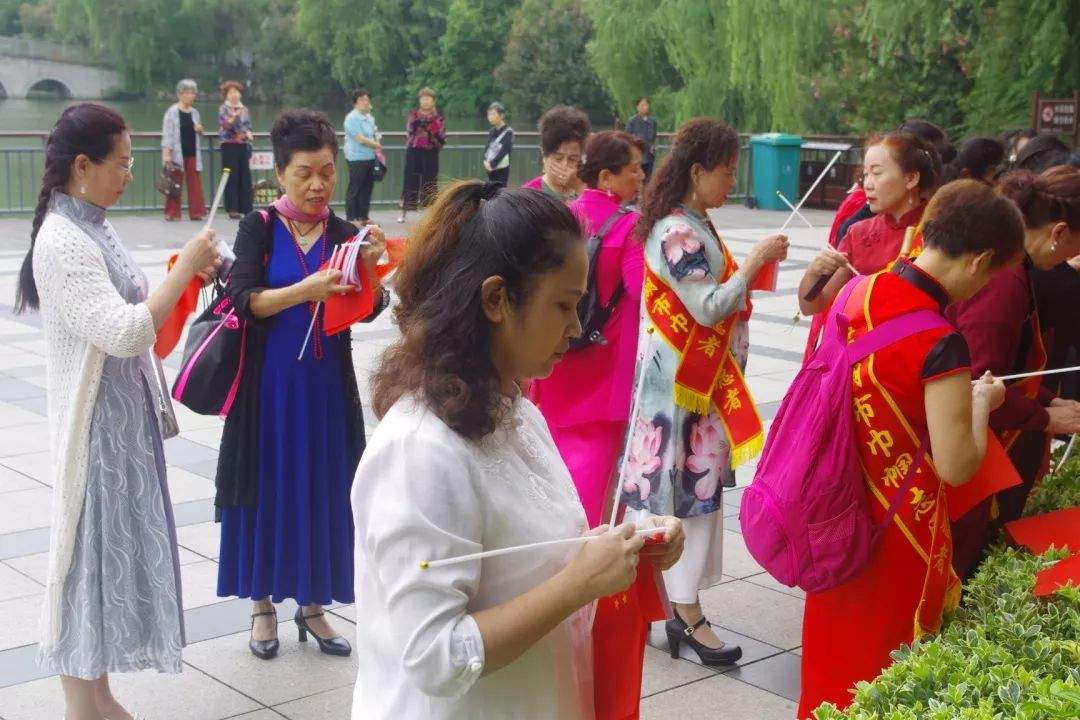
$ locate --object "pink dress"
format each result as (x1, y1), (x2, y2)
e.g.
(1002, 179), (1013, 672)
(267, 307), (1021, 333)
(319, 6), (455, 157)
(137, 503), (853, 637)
(530, 188), (644, 526)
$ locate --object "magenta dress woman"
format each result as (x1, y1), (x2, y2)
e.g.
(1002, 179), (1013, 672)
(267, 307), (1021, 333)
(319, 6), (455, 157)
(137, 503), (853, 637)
(529, 131), (646, 526)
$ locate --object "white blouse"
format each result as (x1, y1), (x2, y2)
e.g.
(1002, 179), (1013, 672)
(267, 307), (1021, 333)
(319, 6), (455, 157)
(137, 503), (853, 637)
(351, 395), (593, 719)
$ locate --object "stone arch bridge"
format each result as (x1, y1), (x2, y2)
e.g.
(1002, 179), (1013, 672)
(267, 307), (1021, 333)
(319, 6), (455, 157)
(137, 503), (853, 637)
(0, 36), (120, 99)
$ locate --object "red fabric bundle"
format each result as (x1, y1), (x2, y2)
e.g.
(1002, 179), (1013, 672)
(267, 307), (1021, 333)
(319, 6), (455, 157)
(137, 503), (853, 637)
(321, 236), (406, 335)
(592, 538), (669, 720)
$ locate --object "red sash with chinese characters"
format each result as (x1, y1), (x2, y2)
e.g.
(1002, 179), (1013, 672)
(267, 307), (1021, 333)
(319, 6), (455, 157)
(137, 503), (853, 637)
(643, 250), (764, 468)
(844, 276), (961, 636)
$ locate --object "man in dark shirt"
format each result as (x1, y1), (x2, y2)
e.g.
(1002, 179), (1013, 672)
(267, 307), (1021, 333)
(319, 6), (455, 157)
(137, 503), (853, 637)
(625, 96), (658, 181)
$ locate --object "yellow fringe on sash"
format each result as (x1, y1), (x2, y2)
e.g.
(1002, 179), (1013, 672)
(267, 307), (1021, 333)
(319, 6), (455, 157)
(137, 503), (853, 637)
(730, 431), (764, 470)
(673, 384), (713, 416)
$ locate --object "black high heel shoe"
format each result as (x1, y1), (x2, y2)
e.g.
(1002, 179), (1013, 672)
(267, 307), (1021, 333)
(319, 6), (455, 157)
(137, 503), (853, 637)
(249, 609), (280, 660)
(294, 608), (352, 657)
(665, 610), (743, 666)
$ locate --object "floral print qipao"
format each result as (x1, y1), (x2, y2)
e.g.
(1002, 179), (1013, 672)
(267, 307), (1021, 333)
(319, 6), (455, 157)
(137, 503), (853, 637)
(620, 206), (750, 518)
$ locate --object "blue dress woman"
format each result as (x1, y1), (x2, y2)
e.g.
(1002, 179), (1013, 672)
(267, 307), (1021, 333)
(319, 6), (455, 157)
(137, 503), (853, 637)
(215, 110), (388, 659)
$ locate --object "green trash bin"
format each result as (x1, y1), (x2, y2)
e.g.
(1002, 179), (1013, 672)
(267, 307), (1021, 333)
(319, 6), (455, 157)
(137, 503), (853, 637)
(749, 133), (803, 211)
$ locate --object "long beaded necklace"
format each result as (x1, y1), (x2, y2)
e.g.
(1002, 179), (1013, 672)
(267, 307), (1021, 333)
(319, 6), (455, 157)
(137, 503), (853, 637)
(285, 217), (328, 360)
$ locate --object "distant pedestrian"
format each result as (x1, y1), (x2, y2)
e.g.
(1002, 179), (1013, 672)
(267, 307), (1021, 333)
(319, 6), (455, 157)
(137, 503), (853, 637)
(344, 87), (383, 224)
(399, 87), (445, 223)
(483, 101), (514, 187)
(625, 96), (658, 181)
(218, 80), (254, 218)
(161, 78), (208, 221)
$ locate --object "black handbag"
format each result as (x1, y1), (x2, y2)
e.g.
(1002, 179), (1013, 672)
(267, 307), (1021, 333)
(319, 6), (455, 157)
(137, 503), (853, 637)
(568, 207), (632, 351)
(155, 165), (182, 199)
(171, 280), (248, 417)
(372, 153), (387, 182)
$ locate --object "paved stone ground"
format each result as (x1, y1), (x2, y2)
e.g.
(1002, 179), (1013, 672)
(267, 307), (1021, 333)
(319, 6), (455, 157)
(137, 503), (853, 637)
(0, 203), (836, 719)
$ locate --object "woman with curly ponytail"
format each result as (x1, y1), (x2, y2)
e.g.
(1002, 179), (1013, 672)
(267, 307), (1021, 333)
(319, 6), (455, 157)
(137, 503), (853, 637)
(23, 103), (219, 720)
(354, 180), (684, 719)
(624, 118), (786, 667)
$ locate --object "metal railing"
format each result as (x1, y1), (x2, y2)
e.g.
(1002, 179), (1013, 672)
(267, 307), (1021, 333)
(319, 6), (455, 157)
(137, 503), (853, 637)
(0, 131), (858, 216)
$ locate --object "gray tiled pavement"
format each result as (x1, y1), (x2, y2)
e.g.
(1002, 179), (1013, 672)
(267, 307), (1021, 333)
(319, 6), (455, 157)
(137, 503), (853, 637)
(0, 204), (837, 719)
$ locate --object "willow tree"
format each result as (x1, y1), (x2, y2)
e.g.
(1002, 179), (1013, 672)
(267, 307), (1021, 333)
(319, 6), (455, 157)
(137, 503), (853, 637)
(584, 0), (830, 132)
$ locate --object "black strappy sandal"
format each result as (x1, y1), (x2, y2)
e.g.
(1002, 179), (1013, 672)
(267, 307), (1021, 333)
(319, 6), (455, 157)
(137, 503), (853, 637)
(665, 611), (743, 666)
(249, 608), (279, 660)
(294, 608), (352, 657)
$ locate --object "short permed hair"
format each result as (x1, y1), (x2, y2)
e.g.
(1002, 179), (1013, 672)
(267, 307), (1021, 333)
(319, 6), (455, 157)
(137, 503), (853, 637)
(921, 179), (1025, 268)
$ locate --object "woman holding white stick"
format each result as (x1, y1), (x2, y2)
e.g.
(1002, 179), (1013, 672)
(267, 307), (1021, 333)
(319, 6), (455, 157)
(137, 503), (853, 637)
(352, 181), (684, 719)
(948, 165), (1080, 578)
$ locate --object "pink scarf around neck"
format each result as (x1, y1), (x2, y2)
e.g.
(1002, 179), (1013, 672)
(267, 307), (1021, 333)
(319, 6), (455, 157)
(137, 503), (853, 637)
(273, 195), (330, 224)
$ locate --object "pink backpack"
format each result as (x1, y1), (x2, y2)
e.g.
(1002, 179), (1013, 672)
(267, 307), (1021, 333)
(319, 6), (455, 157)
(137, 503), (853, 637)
(739, 279), (948, 593)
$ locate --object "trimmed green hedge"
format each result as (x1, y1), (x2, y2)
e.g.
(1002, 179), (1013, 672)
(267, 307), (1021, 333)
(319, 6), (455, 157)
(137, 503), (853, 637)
(813, 455), (1080, 720)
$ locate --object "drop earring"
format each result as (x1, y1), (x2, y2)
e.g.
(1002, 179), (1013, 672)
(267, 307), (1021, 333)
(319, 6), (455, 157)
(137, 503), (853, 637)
(1051, 241), (1058, 252)
(79, 185), (86, 196)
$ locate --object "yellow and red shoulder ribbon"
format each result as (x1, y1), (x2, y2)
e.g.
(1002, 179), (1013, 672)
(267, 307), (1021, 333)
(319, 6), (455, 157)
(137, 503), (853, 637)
(643, 245), (763, 468)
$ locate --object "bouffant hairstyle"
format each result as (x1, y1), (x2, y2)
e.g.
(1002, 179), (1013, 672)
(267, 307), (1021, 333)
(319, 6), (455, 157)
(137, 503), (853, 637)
(538, 105), (591, 156)
(220, 81), (243, 99)
(370, 182), (583, 440)
(269, 109), (338, 171)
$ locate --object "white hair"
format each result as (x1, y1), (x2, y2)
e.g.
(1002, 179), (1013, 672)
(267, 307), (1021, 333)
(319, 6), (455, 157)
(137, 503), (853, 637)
(176, 79), (198, 95)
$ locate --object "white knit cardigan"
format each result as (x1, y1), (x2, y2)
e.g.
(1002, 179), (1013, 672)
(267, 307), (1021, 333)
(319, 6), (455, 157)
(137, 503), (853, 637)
(32, 211), (157, 651)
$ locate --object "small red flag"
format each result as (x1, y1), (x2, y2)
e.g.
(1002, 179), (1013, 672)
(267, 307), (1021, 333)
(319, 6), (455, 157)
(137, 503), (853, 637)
(946, 431), (1023, 521)
(154, 254), (201, 358)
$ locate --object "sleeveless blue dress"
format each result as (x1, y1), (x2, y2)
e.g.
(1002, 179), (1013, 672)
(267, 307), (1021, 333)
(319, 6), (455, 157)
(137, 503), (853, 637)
(217, 219), (354, 605)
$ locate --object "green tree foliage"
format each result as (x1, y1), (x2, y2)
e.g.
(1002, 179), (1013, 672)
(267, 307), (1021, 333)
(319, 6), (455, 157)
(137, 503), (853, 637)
(961, 0), (1080, 133)
(585, 0), (830, 132)
(5, 0), (1076, 136)
(0, 0), (21, 35)
(584, 0), (682, 122)
(410, 0), (520, 118)
(804, 1), (977, 138)
(495, 0), (612, 123)
(50, 0), (174, 92)
(295, 0), (450, 111)
(248, 0), (339, 104)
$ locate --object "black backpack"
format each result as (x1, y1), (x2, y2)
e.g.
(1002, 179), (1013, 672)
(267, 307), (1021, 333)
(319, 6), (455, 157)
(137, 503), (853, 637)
(569, 207), (632, 351)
